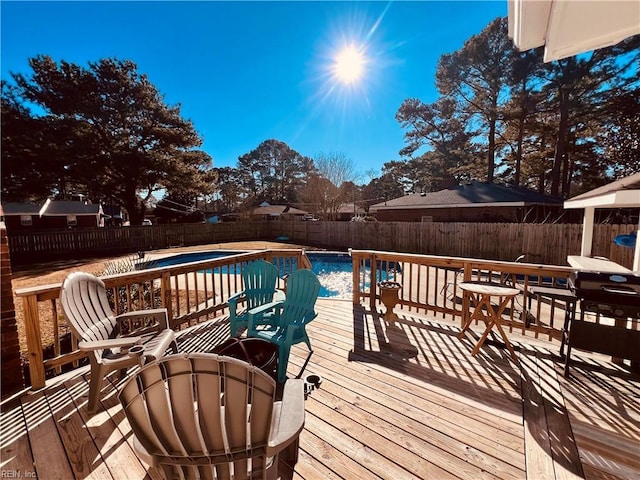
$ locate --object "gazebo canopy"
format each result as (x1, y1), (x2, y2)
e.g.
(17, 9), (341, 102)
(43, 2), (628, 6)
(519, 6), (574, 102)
(564, 174), (640, 209)
(564, 173), (640, 271)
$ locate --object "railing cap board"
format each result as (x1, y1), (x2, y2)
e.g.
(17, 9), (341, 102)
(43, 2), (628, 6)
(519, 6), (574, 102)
(350, 249), (573, 277)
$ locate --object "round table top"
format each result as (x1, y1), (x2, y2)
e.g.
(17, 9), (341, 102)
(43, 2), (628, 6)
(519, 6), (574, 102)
(459, 281), (520, 297)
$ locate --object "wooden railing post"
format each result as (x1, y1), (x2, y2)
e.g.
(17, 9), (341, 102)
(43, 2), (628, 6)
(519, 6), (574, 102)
(22, 295), (45, 389)
(160, 271), (173, 328)
(351, 249), (360, 305)
(369, 253), (377, 310)
(461, 261), (473, 329)
(299, 250), (313, 270)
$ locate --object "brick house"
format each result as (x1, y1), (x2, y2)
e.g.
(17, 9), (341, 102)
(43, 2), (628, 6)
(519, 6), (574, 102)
(369, 182), (566, 223)
(336, 203), (366, 221)
(1, 200), (104, 230)
(0, 202), (43, 230)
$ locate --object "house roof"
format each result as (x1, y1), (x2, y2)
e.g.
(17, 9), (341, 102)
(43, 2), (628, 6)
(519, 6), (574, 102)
(564, 173), (640, 210)
(337, 203), (365, 215)
(1, 202), (43, 215)
(39, 200), (102, 216)
(251, 205), (308, 216)
(370, 182), (563, 211)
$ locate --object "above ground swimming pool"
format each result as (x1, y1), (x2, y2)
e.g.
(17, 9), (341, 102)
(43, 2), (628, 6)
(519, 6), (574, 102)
(150, 250), (365, 298)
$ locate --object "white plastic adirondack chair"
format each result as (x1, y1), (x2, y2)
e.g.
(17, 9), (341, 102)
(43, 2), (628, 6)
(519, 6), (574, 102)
(119, 353), (305, 480)
(60, 271), (178, 414)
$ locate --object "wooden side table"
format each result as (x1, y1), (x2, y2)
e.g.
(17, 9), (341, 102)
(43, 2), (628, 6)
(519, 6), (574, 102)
(458, 281), (520, 361)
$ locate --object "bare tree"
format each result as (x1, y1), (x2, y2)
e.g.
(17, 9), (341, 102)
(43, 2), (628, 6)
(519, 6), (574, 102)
(310, 152), (361, 220)
(297, 173), (338, 220)
(314, 152), (359, 187)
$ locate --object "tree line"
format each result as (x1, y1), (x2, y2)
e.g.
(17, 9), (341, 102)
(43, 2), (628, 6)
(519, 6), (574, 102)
(2, 17), (638, 224)
(390, 17), (638, 200)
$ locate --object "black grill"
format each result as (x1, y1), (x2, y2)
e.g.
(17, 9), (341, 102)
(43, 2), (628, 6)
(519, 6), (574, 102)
(563, 270), (640, 378)
(569, 271), (640, 319)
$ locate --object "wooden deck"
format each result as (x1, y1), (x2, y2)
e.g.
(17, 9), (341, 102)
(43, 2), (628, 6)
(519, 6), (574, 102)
(2, 299), (639, 480)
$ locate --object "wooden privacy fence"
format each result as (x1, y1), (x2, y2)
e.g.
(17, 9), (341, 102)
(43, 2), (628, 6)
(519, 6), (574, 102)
(279, 222), (636, 268)
(7, 221), (636, 269)
(7, 222), (272, 265)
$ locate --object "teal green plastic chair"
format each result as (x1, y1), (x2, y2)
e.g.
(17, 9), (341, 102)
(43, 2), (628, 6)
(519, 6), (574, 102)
(247, 268), (321, 383)
(227, 260), (284, 337)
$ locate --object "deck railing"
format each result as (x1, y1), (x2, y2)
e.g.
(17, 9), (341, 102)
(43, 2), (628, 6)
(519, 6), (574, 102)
(16, 247), (578, 391)
(15, 249), (310, 389)
(350, 249), (575, 341)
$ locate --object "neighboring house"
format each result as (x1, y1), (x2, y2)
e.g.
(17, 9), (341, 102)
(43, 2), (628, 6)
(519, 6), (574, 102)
(369, 182), (567, 223)
(0, 202), (44, 230)
(336, 203), (366, 221)
(1, 200), (104, 229)
(250, 203), (309, 221)
(39, 199), (104, 228)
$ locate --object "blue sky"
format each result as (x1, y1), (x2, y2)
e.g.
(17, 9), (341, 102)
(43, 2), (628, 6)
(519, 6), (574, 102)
(1, 1), (507, 181)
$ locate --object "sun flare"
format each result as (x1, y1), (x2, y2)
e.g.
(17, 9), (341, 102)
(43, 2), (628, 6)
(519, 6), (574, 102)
(333, 46), (366, 84)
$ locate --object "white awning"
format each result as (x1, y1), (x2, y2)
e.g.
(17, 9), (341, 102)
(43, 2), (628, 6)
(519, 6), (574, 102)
(508, 0), (640, 62)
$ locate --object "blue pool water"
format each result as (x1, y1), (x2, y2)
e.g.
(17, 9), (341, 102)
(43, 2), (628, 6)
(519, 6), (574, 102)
(151, 250), (241, 267)
(150, 250), (364, 298)
(306, 252), (358, 298)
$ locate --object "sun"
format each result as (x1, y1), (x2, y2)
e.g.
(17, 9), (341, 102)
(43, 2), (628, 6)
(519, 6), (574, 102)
(332, 46), (366, 84)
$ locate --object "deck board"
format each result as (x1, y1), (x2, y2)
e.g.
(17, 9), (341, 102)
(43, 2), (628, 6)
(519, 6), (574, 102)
(3, 298), (639, 480)
(521, 350), (561, 480)
(74, 375), (153, 480)
(45, 375), (113, 479)
(298, 306), (526, 479)
(299, 326), (525, 457)
(1, 397), (37, 478)
(22, 389), (74, 479)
